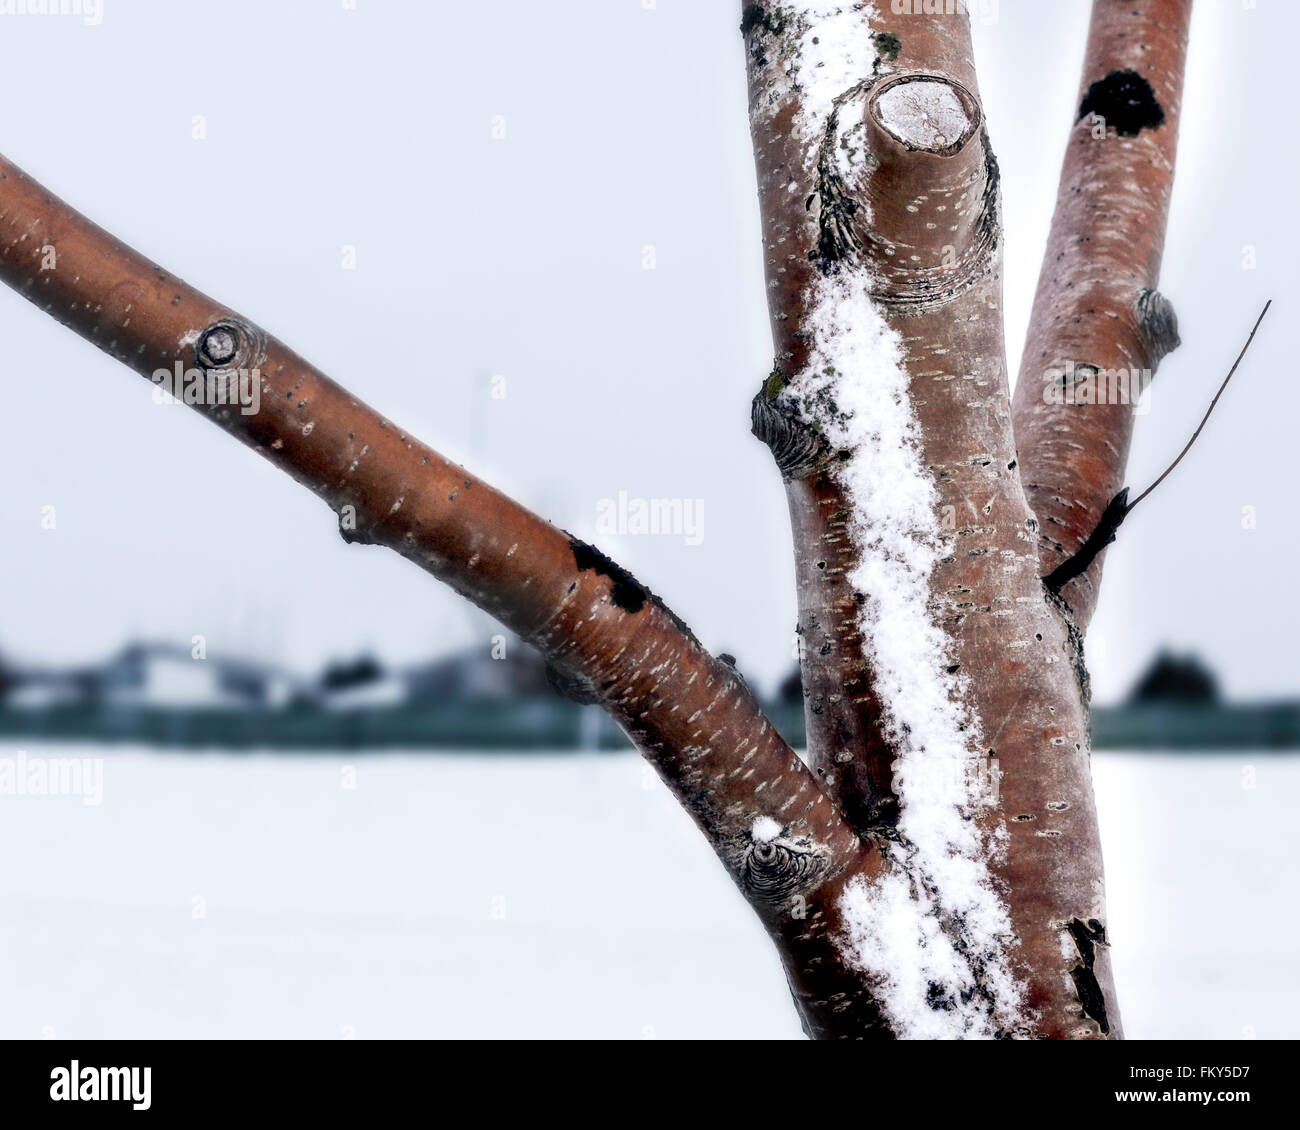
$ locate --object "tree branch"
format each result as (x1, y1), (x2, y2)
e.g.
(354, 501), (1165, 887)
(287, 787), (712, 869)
(1011, 0), (1194, 628)
(0, 152), (870, 943)
(1043, 299), (1272, 593)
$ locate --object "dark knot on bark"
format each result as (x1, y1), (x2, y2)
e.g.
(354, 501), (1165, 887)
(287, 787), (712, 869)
(751, 387), (829, 480)
(1078, 69), (1165, 138)
(195, 317), (265, 372)
(1135, 288), (1180, 366)
(741, 836), (830, 904)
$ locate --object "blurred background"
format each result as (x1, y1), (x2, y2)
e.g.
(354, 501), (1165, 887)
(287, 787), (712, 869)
(0, 0), (1294, 1038)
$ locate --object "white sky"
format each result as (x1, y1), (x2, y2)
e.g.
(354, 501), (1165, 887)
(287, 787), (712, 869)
(0, 0), (1292, 703)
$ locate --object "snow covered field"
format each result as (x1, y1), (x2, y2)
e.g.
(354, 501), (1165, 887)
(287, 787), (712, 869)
(0, 746), (1294, 1039)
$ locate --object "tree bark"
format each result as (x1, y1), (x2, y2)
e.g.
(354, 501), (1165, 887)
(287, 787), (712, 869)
(1012, 0), (1192, 628)
(742, 0), (1158, 1037)
(0, 150), (873, 1000)
(0, 0), (1195, 1039)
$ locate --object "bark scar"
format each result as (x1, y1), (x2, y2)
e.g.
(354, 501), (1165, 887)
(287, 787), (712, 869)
(1065, 917), (1110, 1035)
(751, 380), (830, 479)
(1077, 69), (1165, 137)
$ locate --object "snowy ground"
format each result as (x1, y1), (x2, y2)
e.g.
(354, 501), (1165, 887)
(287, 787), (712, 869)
(0, 746), (1294, 1039)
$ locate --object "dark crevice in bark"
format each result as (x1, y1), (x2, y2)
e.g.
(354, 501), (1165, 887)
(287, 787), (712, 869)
(810, 80), (876, 271)
(1066, 917), (1111, 1035)
(569, 538), (649, 613)
(1077, 69), (1165, 136)
(1046, 587), (1092, 711)
(567, 537), (699, 644)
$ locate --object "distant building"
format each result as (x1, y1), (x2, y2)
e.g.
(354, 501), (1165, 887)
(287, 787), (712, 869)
(0, 642), (301, 711)
(320, 654), (385, 692)
(0, 637), (563, 714)
(107, 643), (301, 709)
(402, 639), (551, 703)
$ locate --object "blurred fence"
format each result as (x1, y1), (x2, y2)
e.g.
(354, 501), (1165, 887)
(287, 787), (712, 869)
(1, 699), (1298, 751)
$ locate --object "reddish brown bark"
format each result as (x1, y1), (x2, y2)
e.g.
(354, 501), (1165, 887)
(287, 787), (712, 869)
(1012, 0), (1192, 627)
(0, 152), (875, 1002)
(747, 7), (993, 835)
(0, 0), (1197, 1040)
(745, 2), (1123, 1037)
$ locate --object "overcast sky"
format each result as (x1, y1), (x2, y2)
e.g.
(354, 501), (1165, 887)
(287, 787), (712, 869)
(0, 0), (1292, 703)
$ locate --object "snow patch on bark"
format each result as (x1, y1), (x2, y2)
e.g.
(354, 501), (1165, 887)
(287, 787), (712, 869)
(763, 3), (1025, 1036)
(788, 3), (881, 149)
(746, 4), (882, 155)
(796, 268), (1025, 1039)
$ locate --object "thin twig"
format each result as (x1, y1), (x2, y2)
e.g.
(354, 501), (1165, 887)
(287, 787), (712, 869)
(1127, 299), (1271, 511)
(1044, 300), (1271, 594)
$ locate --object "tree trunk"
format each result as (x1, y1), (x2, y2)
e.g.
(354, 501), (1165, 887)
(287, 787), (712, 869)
(0, 0), (1191, 1039)
(742, 0), (1186, 1038)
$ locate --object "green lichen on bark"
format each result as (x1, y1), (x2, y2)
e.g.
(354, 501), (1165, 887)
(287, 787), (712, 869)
(740, 4), (807, 69)
(873, 32), (901, 61)
(740, 4), (794, 38)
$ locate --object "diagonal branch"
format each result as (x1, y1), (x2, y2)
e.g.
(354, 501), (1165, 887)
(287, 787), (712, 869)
(1011, 0), (1194, 628)
(0, 152), (870, 939)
